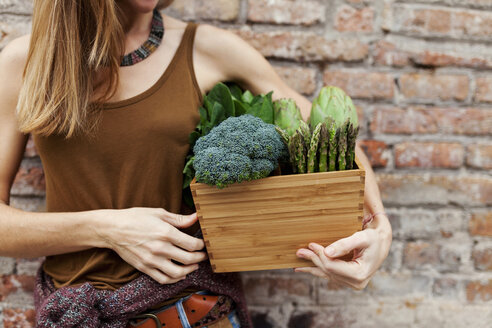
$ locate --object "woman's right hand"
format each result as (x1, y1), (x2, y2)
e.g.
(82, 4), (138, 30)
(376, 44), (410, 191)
(96, 207), (208, 285)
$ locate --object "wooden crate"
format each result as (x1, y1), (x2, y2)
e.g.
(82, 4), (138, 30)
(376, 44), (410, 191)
(190, 156), (365, 273)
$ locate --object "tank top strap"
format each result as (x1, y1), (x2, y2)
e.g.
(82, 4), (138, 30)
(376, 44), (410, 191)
(181, 22), (203, 103)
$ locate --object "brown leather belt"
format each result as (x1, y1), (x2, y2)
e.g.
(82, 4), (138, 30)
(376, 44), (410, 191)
(127, 294), (219, 328)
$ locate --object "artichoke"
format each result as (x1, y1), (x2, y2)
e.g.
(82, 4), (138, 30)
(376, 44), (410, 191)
(273, 98), (303, 137)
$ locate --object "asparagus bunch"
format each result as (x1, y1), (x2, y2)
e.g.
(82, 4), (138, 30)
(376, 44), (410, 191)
(309, 86), (359, 171)
(273, 87), (358, 174)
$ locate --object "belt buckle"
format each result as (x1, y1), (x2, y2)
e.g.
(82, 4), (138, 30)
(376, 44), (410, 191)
(128, 313), (161, 328)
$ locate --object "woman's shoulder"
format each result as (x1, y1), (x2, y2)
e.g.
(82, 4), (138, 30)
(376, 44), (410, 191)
(0, 34), (31, 101)
(0, 34), (31, 81)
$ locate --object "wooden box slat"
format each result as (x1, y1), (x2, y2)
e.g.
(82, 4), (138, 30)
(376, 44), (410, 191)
(190, 155), (365, 273)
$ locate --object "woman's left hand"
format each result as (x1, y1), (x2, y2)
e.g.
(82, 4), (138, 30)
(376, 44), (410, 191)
(294, 214), (392, 290)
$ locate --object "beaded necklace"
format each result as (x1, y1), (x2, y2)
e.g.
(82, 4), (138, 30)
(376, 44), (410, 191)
(120, 8), (164, 66)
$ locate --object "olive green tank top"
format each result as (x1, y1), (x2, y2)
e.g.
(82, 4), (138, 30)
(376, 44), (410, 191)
(32, 22), (203, 307)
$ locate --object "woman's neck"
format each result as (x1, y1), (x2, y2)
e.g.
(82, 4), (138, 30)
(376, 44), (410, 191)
(118, 5), (155, 53)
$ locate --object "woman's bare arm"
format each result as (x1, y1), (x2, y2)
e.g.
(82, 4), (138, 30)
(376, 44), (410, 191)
(0, 36), (110, 258)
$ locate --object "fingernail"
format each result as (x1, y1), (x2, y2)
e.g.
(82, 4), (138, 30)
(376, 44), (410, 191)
(325, 247), (335, 257)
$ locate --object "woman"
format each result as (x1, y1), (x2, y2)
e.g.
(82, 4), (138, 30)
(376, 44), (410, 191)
(0, 0), (392, 327)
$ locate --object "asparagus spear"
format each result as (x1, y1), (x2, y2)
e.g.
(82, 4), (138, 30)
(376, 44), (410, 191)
(296, 129), (307, 174)
(328, 121), (338, 172)
(275, 126), (290, 146)
(346, 123), (359, 169)
(318, 124), (328, 172)
(288, 133), (298, 174)
(308, 123), (322, 173)
(337, 120), (349, 171)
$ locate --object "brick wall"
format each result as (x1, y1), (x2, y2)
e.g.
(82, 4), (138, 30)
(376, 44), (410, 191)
(1, 0), (491, 327)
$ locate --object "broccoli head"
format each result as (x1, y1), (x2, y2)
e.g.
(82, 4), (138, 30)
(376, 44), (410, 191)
(193, 115), (286, 188)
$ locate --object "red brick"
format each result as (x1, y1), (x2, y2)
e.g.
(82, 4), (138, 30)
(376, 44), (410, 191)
(472, 247), (492, 271)
(370, 106), (492, 136)
(243, 275), (314, 305)
(15, 258), (44, 276)
(453, 10), (492, 38)
(389, 5), (492, 39)
(335, 5), (374, 32)
(373, 41), (492, 69)
(394, 142), (464, 169)
(466, 280), (492, 302)
(373, 41), (410, 67)
(11, 163), (45, 196)
(475, 76), (492, 103)
(467, 144), (492, 170)
(358, 140), (389, 168)
(2, 308), (36, 328)
(399, 73), (469, 102)
(377, 174), (492, 206)
(234, 29), (368, 62)
(412, 50), (492, 69)
(323, 70), (394, 100)
(247, 0), (324, 26)
(433, 277), (459, 298)
(469, 211), (492, 236)
(273, 66), (317, 95)
(0, 0), (33, 14)
(427, 9), (452, 34)
(403, 242), (439, 269)
(0, 274), (35, 302)
(0, 257), (15, 275)
(165, 0), (240, 21)
(24, 135), (38, 158)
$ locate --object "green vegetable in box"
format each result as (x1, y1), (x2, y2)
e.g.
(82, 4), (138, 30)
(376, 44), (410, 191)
(193, 115), (286, 188)
(309, 86), (359, 171)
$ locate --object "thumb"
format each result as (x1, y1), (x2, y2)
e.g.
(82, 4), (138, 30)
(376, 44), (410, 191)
(161, 211), (198, 228)
(324, 231), (370, 258)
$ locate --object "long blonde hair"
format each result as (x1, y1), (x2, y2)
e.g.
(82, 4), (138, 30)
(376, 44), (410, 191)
(16, 0), (174, 139)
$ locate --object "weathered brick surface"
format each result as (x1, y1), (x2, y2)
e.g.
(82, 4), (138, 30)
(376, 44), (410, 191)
(0, 258), (15, 275)
(377, 173), (492, 206)
(399, 73), (469, 102)
(358, 139), (389, 168)
(386, 4), (492, 40)
(374, 40), (492, 69)
(475, 76), (492, 103)
(403, 241), (440, 269)
(273, 65), (317, 95)
(0, 0), (32, 15)
(394, 142), (464, 169)
(247, 0), (324, 26)
(3, 1), (492, 327)
(2, 308), (35, 328)
(164, 0), (240, 21)
(469, 211), (492, 237)
(23, 135), (38, 158)
(10, 161), (45, 197)
(323, 70), (394, 100)
(234, 29), (369, 62)
(466, 144), (492, 170)
(466, 280), (492, 302)
(0, 275), (35, 303)
(335, 5), (374, 32)
(370, 106), (492, 135)
(472, 246), (492, 271)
